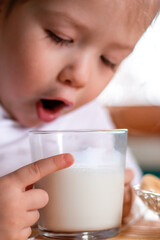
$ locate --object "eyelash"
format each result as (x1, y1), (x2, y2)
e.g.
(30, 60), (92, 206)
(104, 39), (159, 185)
(46, 30), (73, 46)
(101, 56), (116, 70)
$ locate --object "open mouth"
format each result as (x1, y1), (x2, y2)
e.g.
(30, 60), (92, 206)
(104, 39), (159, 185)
(41, 99), (67, 112)
(36, 99), (72, 122)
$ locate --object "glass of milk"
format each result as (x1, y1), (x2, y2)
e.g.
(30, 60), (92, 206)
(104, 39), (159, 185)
(29, 129), (127, 239)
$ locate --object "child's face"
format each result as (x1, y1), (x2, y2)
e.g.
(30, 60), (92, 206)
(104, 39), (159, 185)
(0, 0), (148, 126)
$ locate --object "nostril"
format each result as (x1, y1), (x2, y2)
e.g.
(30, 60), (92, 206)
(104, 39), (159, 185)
(65, 79), (72, 85)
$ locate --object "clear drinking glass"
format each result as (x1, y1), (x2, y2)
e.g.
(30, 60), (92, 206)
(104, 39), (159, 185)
(29, 130), (127, 239)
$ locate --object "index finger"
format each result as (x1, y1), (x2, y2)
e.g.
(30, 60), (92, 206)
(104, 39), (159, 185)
(10, 153), (74, 188)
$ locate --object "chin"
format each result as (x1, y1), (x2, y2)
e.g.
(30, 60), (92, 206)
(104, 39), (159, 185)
(15, 115), (42, 128)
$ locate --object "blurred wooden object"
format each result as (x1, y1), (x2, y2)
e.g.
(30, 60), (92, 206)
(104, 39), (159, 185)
(107, 106), (160, 136)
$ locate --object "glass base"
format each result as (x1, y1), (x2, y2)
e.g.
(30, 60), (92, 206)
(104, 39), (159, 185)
(39, 226), (120, 239)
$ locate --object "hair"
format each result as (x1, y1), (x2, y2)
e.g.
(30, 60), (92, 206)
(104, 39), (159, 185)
(6, 1), (16, 15)
(6, 0), (26, 16)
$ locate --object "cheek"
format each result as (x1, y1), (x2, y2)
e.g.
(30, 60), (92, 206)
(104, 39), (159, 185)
(90, 71), (114, 97)
(80, 71), (114, 105)
(0, 39), (56, 98)
(1, 27), (58, 97)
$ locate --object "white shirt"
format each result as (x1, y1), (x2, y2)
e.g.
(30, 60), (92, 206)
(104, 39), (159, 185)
(0, 100), (142, 183)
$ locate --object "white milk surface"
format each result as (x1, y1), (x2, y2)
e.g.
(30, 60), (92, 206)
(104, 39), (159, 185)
(37, 167), (124, 232)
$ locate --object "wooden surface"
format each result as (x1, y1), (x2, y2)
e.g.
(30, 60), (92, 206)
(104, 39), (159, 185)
(31, 218), (160, 240)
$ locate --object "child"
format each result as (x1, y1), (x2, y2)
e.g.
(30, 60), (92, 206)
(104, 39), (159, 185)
(0, 0), (159, 239)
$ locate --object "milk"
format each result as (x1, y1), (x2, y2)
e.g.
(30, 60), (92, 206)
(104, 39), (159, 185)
(36, 167), (124, 232)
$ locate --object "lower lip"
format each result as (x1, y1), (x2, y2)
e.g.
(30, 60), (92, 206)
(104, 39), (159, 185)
(36, 101), (61, 122)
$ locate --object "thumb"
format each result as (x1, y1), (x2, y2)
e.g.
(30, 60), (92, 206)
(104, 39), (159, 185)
(10, 153), (74, 188)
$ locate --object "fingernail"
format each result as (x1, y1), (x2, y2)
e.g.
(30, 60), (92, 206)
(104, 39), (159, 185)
(64, 154), (74, 164)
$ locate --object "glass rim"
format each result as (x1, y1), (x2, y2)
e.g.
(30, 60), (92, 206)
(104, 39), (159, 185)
(29, 129), (128, 135)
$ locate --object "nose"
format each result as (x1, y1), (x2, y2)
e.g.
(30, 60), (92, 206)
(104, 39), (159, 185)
(58, 53), (92, 88)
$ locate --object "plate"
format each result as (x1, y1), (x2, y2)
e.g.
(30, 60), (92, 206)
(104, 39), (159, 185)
(134, 184), (160, 217)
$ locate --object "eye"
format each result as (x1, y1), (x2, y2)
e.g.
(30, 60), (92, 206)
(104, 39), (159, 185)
(101, 55), (116, 70)
(46, 30), (73, 46)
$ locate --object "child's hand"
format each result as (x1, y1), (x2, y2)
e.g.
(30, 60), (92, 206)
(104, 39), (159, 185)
(122, 169), (134, 219)
(0, 153), (74, 240)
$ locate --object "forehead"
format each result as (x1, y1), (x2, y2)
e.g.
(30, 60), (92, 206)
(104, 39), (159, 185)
(12, 0), (152, 31)
(32, 0), (136, 23)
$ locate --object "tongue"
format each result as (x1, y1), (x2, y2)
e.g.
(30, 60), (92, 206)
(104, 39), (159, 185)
(36, 101), (61, 122)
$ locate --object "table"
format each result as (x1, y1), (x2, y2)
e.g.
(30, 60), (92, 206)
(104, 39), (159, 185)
(31, 218), (160, 240)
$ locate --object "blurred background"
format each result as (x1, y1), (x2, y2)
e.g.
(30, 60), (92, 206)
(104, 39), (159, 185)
(98, 14), (160, 177)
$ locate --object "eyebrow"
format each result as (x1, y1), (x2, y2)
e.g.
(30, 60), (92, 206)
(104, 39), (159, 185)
(42, 9), (89, 30)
